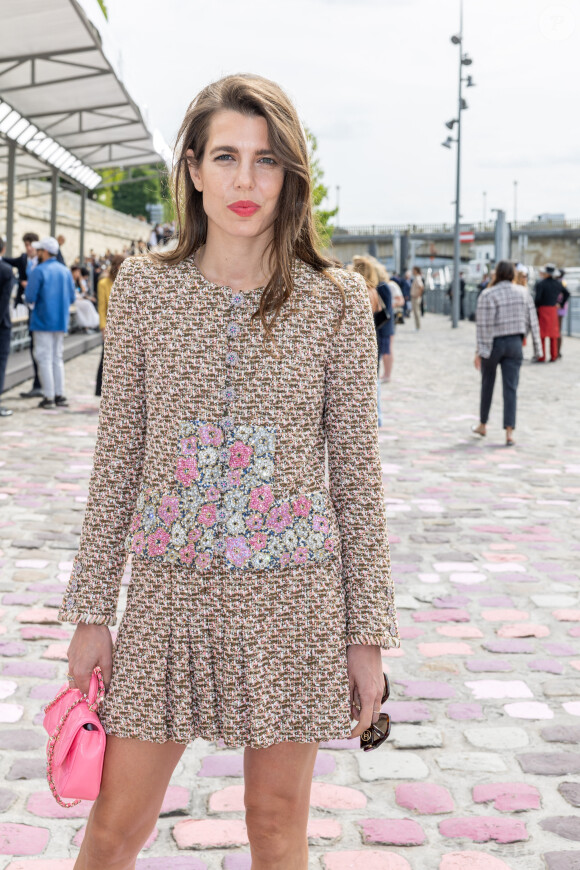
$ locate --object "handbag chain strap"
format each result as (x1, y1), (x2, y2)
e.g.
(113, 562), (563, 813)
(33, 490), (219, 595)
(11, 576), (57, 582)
(45, 667), (105, 808)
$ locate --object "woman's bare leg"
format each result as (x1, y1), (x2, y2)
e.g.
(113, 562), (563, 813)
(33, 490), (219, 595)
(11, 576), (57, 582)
(244, 741), (318, 870)
(74, 736), (185, 870)
(383, 344), (393, 381)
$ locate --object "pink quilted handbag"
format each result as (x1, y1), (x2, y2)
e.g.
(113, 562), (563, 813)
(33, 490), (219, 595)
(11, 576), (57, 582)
(43, 666), (106, 807)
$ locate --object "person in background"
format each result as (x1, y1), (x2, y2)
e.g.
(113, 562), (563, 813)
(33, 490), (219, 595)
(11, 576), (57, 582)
(402, 269), (412, 316)
(71, 265), (89, 296)
(459, 271), (466, 320)
(447, 271), (466, 319)
(374, 261), (395, 383)
(388, 272), (405, 322)
(56, 235), (66, 266)
(81, 267), (97, 305)
(471, 260), (541, 447)
(0, 237), (15, 418)
(351, 255), (386, 423)
(148, 225), (159, 249)
(514, 265), (529, 288)
(514, 266), (532, 350)
(556, 269), (570, 360)
(533, 263), (561, 363)
(4, 231), (39, 306)
(24, 237), (75, 409)
(478, 270), (493, 299)
(410, 266), (424, 330)
(71, 265), (100, 333)
(4, 232), (43, 399)
(96, 254), (126, 397)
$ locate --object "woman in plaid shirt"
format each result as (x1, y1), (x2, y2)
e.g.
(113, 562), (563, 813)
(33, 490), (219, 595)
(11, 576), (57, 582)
(471, 260), (541, 446)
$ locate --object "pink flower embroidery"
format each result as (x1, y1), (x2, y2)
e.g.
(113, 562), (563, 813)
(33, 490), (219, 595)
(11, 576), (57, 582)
(228, 469), (242, 488)
(195, 552), (212, 570)
(130, 530), (146, 554)
(175, 456), (200, 486)
(249, 532), (267, 551)
(312, 514), (330, 535)
(225, 536), (252, 567)
(229, 440), (253, 469)
(198, 503), (217, 527)
(158, 496), (180, 525)
(245, 513), (264, 531)
(292, 496), (312, 517)
(179, 543), (196, 565)
(188, 528), (201, 543)
(266, 502), (292, 533)
(279, 552), (291, 568)
(293, 546), (309, 565)
(249, 485), (274, 514)
(147, 528), (171, 556)
(180, 436), (197, 456)
(130, 514), (142, 533)
(206, 486), (220, 502)
(324, 538), (335, 552)
(199, 423), (223, 447)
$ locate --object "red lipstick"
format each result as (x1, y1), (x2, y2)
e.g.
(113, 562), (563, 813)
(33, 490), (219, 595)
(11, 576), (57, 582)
(227, 200), (261, 217)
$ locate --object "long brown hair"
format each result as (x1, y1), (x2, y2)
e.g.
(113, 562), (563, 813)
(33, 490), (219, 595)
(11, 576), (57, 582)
(490, 260), (515, 286)
(109, 255), (126, 283)
(351, 255), (382, 313)
(152, 74), (341, 338)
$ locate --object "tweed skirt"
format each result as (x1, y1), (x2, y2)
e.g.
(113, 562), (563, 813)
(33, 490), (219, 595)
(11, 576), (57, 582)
(99, 555), (353, 748)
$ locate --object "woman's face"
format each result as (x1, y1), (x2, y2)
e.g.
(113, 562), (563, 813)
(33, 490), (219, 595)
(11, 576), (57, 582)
(187, 110), (285, 243)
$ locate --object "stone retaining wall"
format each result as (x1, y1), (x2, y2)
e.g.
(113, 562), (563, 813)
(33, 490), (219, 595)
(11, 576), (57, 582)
(0, 178), (153, 262)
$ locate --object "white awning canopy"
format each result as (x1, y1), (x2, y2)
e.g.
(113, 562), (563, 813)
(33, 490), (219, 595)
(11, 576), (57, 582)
(0, 0), (171, 189)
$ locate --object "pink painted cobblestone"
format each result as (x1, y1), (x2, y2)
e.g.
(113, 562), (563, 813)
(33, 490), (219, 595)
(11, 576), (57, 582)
(0, 317), (578, 867)
(472, 782), (541, 811)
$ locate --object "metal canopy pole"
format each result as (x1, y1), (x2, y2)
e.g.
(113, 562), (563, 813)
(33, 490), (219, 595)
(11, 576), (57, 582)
(451, 0), (464, 329)
(50, 168), (58, 237)
(79, 187), (87, 266)
(5, 140), (17, 256)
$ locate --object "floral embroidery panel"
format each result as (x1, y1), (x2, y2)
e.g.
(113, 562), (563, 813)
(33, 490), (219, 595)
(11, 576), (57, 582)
(125, 420), (338, 572)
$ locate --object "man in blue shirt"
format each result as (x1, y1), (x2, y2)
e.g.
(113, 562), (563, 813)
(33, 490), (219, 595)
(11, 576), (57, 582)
(25, 237), (75, 409)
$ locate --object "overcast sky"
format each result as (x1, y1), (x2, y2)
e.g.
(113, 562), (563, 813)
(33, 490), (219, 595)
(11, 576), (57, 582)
(103, 0), (579, 226)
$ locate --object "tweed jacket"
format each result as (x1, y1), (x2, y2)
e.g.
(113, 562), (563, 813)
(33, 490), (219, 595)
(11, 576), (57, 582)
(58, 255), (399, 649)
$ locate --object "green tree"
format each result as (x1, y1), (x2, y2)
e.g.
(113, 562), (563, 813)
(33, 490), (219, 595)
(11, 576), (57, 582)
(97, 0), (108, 19)
(95, 163), (171, 221)
(306, 129), (337, 249)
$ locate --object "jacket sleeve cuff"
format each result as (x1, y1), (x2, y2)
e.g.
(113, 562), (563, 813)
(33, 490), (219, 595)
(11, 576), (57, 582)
(57, 608), (116, 626)
(346, 632), (400, 649)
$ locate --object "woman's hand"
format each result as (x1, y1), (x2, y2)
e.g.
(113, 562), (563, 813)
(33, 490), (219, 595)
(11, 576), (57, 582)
(347, 644), (384, 738)
(67, 624), (113, 695)
(474, 353), (481, 371)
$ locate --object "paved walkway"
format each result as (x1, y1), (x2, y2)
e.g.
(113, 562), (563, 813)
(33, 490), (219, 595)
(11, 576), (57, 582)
(0, 313), (579, 870)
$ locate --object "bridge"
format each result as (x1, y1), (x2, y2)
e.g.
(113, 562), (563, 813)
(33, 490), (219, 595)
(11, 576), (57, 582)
(329, 219), (580, 268)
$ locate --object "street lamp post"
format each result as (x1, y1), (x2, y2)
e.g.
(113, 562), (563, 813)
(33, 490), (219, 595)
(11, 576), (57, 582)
(442, 0), (475, 328)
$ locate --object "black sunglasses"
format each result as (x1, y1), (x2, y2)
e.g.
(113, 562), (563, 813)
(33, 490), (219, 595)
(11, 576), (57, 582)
(360, 673), (391, 752)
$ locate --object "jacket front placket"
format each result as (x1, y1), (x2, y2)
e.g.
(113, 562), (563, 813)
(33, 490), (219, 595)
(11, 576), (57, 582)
(212, 289), (246, 557)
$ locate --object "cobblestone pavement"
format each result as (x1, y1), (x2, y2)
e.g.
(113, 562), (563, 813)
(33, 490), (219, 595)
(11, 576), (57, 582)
(0, 313), (579, 870)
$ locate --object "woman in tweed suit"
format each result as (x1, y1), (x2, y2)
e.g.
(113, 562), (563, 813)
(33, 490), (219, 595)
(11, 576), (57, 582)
(61, 74), (399, 869)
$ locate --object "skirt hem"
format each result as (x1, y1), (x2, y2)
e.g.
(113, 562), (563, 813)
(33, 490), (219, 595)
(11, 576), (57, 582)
(102, 722), (353, 750)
